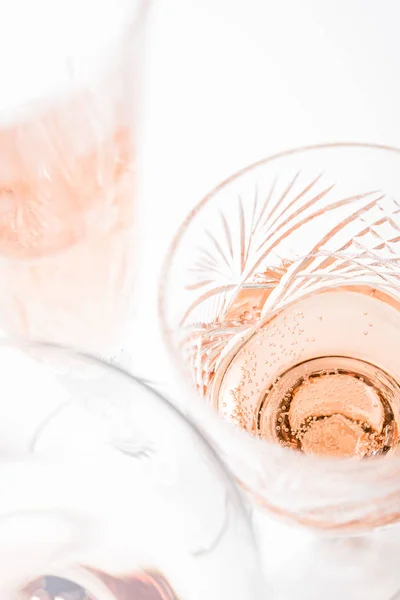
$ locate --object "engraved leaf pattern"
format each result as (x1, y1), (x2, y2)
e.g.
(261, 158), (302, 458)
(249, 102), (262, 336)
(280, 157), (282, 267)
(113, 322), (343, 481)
(262, 194), (400, 317)
(179, 167), (398, 393)
(183, 170), (385, 325)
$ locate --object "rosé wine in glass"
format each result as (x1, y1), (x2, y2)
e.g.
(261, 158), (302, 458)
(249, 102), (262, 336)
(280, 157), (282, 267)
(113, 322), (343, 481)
(0, 0), (147, 356)
(161, 143), (400, 533)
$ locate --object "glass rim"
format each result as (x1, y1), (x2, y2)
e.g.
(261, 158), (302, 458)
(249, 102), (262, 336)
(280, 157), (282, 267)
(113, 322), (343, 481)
(158, 141), (400, 483)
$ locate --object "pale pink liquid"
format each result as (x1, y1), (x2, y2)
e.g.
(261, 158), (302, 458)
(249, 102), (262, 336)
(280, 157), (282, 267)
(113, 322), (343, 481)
(0, 75), (135, 354)
(184, 284), (400, 459)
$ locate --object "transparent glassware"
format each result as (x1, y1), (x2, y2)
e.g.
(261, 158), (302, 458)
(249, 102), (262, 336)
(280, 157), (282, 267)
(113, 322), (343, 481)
(0, 340), (265, 600)
(160, 143), (400, 533)
(0, 1), (149, 357)
(160, 143), (400, 597)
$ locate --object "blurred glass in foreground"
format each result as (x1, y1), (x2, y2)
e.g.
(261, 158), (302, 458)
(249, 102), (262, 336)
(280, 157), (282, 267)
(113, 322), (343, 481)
(0, 341), (265, 600)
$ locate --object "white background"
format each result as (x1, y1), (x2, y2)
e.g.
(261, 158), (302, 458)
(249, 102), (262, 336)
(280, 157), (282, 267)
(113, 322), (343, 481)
(134, 0), (400, 385)
(1, 2), (400, 596)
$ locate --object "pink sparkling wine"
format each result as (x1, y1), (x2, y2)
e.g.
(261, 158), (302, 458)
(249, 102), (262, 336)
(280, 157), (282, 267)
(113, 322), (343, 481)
(0, 75), (136, 354)
(0, 0), (141, 355)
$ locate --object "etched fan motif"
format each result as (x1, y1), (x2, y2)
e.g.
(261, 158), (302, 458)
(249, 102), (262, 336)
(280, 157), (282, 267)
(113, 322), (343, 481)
(179, 167), (394, 397)
(183, 170), (386, 325)
(263, 193), (400, 317)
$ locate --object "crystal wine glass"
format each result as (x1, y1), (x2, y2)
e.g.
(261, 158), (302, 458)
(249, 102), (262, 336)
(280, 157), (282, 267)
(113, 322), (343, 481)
(160, 143), (400, 598)
(0, 0), (149, 358)
(0, 340), (265, 600)
(160, 143), (400, 531)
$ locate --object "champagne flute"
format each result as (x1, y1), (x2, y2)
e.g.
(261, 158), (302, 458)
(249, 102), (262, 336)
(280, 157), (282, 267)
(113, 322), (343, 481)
(0, 0), (149, 358)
